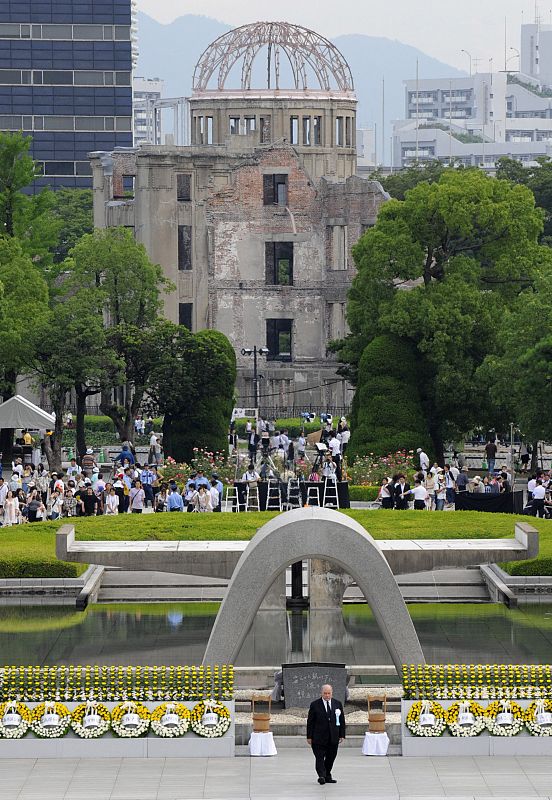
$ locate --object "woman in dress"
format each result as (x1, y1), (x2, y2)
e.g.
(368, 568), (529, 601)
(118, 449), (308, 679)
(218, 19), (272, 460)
(3, 491), (19, 526)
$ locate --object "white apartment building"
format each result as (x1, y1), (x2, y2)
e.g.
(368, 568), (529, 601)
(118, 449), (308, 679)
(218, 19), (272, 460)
(133, 76), (164, 146)
(393, 71), (552, 168)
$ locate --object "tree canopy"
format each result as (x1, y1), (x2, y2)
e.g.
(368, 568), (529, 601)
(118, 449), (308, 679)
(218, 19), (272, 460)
(339, 168), (552, 458)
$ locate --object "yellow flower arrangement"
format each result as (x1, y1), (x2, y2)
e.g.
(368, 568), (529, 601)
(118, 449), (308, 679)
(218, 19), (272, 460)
(446, 701), (486, 737)
(111, 701), (150, 738)
(406, 700), (447, 737)
(525, 699), (552, 736)
(30, 701), (71, 738)
(0, 701), (32, 739)
(151, 703), (191, 737)
(190, 700), (231, 738)
(485, 700), (525, 736)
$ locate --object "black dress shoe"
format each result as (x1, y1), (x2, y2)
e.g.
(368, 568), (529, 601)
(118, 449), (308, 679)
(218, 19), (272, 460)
(326, 777), (337, 783)
(318, 777), (326, 785)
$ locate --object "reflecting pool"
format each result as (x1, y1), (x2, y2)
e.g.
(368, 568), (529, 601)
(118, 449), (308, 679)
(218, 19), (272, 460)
(1, 603), (552, 666)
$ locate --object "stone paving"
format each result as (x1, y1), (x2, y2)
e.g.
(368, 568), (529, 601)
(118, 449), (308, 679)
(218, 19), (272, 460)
(3, 751), (552, 799)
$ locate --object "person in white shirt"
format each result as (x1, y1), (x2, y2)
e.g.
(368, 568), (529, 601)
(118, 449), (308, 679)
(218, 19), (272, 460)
(11, 459), (23, 477)
(412, 480), (429, 510)
(532, 480), (546, 517)
(209, 480), (220, 511)
(197, 485), (213, 512)
(241, 465), (260, 484)
(297, 434), (307, 460)
(0, 478), (7, 510)
(327, 432), (342, 480)
(337, 427), (350, 456)
(322, 454), (336, 480)
(105, 488), (120, 515)
(66, 459), (81, 479)
(417, 448), (430, 475)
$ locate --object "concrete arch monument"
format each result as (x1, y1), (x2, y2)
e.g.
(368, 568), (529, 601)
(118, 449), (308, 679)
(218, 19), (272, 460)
(203, 506), (425, 670)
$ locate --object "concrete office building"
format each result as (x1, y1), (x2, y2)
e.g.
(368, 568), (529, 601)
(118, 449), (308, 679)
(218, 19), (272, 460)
(0, 0), (135, 190)
(91, 22), (387, 410)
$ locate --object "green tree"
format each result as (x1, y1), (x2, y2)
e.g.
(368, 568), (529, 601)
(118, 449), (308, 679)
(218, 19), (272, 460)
(348, 335), (432, 461)
(479, 267), (552, 459)
(50, 188), (93, 263)
(369, 160), (446, 200)
(0, 131), (59, 274)
(147, 326), (236, 462)
(496, 156), (552, 242)
(339, 169), (551, 459)
(0, 236), (49, 461)
(68, 227), (171, 442)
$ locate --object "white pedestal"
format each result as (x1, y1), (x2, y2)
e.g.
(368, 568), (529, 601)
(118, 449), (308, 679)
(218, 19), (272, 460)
(248, 731), (277, 756)
(362, 732), (389, 756)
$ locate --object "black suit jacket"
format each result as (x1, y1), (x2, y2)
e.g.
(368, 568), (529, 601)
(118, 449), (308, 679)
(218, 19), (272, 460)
(307, 697), (346, 745)
(394, 482), (410, 508)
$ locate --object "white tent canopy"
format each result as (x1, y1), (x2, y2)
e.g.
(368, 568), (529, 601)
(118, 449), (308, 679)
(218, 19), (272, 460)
(0, 395), (55, 430)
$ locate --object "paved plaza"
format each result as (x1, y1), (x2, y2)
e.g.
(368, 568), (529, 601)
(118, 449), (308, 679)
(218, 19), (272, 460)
(3, 751), (552, 799)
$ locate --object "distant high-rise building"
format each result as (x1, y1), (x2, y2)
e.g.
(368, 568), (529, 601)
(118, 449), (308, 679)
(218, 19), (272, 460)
(521, 23), (552, 89)
(0, 0), (135, 190)
(133, 76), (163, 146)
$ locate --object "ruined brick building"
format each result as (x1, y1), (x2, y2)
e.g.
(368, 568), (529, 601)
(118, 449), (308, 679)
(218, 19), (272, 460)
(91, 22), (388, 411)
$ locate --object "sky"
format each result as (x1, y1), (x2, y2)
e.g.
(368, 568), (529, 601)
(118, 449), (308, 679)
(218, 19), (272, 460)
(136, 0), (545, 70)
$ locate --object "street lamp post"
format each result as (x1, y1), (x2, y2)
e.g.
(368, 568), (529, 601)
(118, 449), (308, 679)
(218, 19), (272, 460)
(241, 346), (269, 411)
(461, 49), (472, 76)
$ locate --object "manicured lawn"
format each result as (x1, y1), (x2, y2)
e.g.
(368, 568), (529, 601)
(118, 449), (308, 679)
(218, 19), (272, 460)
(2, 510), (551, 577)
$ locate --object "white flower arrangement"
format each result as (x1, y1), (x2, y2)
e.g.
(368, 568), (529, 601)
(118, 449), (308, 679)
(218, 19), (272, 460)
(0, 701), (32, 739)
(111, 701), (150, 738)
(71, 701), (111, 739)
(485, 700), (525, 737)
(526, 700), (552, 736)
(446, 701), (486, 737)
(151, 703), (191, 737)
(30, 701), (71, 738)
(406, 700), (447, 737)
(190, 700), (231, 738)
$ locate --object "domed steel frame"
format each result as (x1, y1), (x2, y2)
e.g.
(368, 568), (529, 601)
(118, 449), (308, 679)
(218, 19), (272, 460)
(192, 21), (354, 93)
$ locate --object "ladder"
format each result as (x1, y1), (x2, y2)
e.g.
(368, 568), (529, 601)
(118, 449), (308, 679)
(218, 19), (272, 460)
(286, 479), (302, 510)
(224, 485), (244, 512)
(246, 484), (260, 512)
(266, 480), (282, 512)
(305, 486), (320, 506)
(322, 477), (340, 509)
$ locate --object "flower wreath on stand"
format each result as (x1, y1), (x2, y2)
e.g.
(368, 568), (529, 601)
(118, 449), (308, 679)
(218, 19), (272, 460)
(71, 701), (111, 739)
(485, 700), (525, 736)
(0, 701), (32, 739)
(190, 699), (231, 738)
(446, 700), (486, 737)
(526, 699), (552, 736)
(405, 700), (447, 737)
(151, 703), (191, 738)
(30, 701), (71, 738)
(111, 701), (150, 738)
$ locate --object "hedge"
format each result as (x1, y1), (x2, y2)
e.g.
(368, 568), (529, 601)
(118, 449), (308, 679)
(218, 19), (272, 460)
(82, 416), (163, 432)
(348, 485), (379, 502)
(234, 417), (321, 439)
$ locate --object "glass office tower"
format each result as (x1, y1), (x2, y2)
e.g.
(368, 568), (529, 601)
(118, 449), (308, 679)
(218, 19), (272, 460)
(0, 0), (133, 190)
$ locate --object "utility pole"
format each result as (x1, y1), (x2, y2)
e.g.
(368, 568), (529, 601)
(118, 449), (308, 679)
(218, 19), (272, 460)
(382, 76), (385, 167)
(415, 59), (419, 163)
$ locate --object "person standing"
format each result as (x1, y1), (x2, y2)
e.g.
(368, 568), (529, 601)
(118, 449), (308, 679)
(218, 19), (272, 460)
(417, 448), (429, 476)
(393, 474), (410, 510)
(307, 684), (346, 785)
(485, 439), (497, 475)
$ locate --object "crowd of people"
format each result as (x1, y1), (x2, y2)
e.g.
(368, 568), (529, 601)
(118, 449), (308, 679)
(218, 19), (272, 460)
(376, 448), (514, 512)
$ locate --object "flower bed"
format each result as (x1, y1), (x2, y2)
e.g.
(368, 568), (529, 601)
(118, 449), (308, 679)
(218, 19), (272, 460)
(347, 450), (417, 486)
(402, 664), (552, 700)
(0, 664), (234, 702)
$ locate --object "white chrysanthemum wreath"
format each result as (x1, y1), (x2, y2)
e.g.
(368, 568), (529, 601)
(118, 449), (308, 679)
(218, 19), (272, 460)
(485, 700), (525, 736)
(30, 701), (71, 738)
(406, 700), (447, 737)
(446, 700), (486, 737)
(111, 701), (150, 738)
(526, 699), (552, 736)
(71, 701), (111, 738)
(190, 700), (231, 738)
(0, 701), (32, 739)
(151, 702), (191, 737)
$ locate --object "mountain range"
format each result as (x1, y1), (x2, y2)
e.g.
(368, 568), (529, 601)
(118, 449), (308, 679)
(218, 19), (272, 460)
(135, 13), (466, 145)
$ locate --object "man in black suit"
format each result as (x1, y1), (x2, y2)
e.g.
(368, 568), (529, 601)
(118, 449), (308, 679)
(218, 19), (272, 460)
(393, 474), (411, 510)
(306, 684), (346, 785)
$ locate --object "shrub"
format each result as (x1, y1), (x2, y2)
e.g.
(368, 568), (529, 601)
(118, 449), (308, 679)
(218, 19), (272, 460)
(348, 335), (432, 460)
(346, 450), (417, 485)
(348, 485), (379, 501)
(234, 417), (321, 439)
